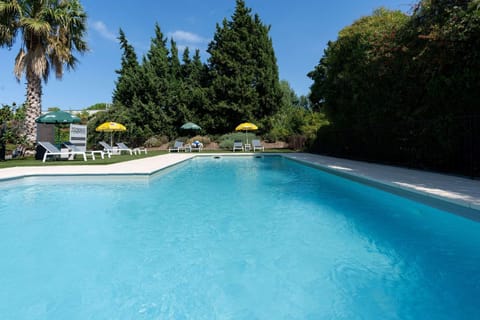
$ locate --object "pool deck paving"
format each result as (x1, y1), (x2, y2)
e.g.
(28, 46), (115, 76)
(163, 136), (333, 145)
(1, 152), (479, 219)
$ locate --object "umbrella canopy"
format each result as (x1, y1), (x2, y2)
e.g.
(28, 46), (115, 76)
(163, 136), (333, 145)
(235, 122), (258, 144)
(235, 122), (258, 131)
(96, 122), (127, 146)
(95, 122), (127, 132)
(35, 111), (81, 145)
(35, 111), (81, 124)
(180, 122), (201, 130)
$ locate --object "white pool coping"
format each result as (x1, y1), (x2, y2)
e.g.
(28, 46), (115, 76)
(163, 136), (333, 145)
(1, 152), (479, 219)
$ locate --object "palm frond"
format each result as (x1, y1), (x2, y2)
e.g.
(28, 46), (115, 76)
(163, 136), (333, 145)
(14, 48), (26, 80)
(20, 17), (51, 37)
(0, 1), (21, 47)
(28, 45), (48, 78)
(5, 0), (88, 82)
(0, 1), (21, 16)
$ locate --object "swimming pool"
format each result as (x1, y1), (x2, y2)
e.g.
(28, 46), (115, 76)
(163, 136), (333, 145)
(0, 156), (479, 319)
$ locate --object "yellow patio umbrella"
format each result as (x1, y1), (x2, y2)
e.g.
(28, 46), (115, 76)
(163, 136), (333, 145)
(235, 122), (258, 144)
(95, 121), (127, 146)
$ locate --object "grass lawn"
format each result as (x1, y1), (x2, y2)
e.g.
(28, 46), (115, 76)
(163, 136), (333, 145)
(0, 148), (294, 169)
(0, 150), (168, 168)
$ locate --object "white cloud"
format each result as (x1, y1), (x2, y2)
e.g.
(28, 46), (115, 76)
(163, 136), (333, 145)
(168, 30), (207, 44)
(91, 21), (117, 42)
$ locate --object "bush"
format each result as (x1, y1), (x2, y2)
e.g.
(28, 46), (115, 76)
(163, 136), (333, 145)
(144, 135), (169, 147)
(186, 135), (211, 145)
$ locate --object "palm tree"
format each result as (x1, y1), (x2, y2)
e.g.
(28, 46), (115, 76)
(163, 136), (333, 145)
(0, 0), (88, 144)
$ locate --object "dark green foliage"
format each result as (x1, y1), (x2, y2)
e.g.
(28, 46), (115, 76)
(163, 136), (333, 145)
(207, 0), (283, 133)
(218, 132), (258, 149)
(308, 1), (480, 176)
(85, 103), (109, 110)
(99, 0), (284, 146)
(96, 25), (176, 146)
(264, 81), (328, 148)
(0, 103), (26, 160)
(112, 29), (141, 109)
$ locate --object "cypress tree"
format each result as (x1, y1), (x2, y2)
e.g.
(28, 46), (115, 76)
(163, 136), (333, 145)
(207, 0), (282, 133)
(142, 24), (173, 136)
(112, 29), (141, 108)
(182, 48), (210, 129)
(167, 39), (189, 128)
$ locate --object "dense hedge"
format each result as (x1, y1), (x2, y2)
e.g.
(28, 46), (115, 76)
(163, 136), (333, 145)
(308, 1), (480, 176)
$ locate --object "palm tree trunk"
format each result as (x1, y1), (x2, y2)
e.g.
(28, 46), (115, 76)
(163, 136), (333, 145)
(25, 70), (42, 145)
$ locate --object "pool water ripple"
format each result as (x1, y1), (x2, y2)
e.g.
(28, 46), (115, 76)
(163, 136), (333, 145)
(0, 156), (479, 319)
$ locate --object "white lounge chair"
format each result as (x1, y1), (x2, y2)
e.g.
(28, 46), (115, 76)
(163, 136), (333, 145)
(117, 142), (148, 155)
(169, 141), (189, 152)
(99, 141), (132, 155)
(252, 139), (264, 152)
(99, 141), (115, 155)
(38, 141), (87, 162)
(233, 140), (244, 152)
(64, 142), (107, 160)
(115, 142), (133, 155)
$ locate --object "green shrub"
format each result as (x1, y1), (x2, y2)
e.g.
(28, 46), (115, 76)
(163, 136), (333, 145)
(218, 132), (258, 149)
(186, 135), (211, 145)
(144, 135), (169, 147)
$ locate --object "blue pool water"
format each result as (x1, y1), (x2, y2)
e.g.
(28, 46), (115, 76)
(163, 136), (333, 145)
(0, 156), (479, 319)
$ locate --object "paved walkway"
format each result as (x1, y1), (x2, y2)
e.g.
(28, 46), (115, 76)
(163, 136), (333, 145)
(1, 152), (479, 219)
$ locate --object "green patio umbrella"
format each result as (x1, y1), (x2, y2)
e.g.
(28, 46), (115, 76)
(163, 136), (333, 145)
(180, 122), (201, 130)
(180, 122), (202, 138)
(35, 111), (81, 144)
(35, 111), (81, 124)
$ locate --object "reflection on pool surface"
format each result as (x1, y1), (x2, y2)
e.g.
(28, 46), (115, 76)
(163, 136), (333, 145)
(1, 156), (479, 319)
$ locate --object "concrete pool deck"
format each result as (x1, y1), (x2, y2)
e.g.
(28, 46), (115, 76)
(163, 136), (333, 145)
(1, 152), (479, 219)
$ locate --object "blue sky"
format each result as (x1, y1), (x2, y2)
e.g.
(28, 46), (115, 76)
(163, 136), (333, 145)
(0, 0), (412, 110)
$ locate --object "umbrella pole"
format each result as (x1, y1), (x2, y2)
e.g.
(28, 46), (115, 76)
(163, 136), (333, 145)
(110, 133), (113, 147)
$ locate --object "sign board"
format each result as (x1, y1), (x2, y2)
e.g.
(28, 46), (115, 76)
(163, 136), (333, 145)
(69, 124), (87, 151)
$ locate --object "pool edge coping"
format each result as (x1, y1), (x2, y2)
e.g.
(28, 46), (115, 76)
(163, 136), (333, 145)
(282, 154), (480, 221)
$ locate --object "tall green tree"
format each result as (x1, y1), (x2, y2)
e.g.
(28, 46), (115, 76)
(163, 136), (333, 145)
(167, 38), (190, 129)
(107, 26), (173, 143)
(112, 29), (141, 109)
(0, 103), (26, 160)
(182, 48), (210, 130)
(400, 0), (480, 117)
(140, 24), (173, 136)
(308, 1), (480, 175)
(0, 0), (88, 144)
(308, 8), (408, 127)
(108, 24), (209, 143)
(207, 0), (282, 133)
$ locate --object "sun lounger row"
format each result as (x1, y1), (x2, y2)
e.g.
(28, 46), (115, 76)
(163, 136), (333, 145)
(38, 141), (88, 162)
(99, 141), (147, 156)
(168, 141), (204, 152)
(168, 139), (264, 152)
(233, 139), (264, 152)
(38, 141), (148, 162)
